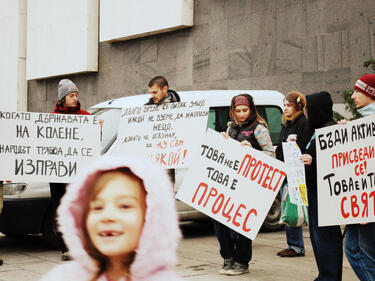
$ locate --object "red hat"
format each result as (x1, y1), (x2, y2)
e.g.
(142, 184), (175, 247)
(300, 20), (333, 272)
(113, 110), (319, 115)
(353, 74), (375, 100)
(233, 96), (250, 107)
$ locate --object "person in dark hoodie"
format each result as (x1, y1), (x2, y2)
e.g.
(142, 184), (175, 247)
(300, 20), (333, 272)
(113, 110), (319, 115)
(300, 91), (343, 281)
(145, 76), (180, 105)
(50, 79), (91, 261)
(275, 91), (312, 258)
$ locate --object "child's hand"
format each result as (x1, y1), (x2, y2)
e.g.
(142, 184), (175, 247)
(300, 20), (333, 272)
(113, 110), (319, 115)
(240, 140), (252, 147)
(300, 154), (312, 165)
(221, 132), (229, 139)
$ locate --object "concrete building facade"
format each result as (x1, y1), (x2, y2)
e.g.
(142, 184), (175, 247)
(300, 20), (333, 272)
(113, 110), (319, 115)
(27, 0), (375, 112)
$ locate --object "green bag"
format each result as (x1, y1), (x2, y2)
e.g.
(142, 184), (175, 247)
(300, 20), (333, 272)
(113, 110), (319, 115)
(280, 187), (309, 227)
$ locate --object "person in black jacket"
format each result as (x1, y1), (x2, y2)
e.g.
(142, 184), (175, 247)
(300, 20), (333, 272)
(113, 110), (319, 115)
(215, 94), (275, 276)
(145, 76), (180, 105)
(300, 91), (343, 281)
(275, 91), (312, 258)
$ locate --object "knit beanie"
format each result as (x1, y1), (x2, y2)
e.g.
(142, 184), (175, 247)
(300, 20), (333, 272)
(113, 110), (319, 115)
(58, 79), (79, 100)
(353, 74), (375, 100)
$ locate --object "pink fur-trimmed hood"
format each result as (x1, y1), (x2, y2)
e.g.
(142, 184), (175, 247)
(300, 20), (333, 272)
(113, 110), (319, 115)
(41, 155), (183, 281)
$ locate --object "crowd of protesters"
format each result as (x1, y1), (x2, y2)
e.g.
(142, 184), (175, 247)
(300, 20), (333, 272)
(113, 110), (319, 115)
(1, 74), (374, 281)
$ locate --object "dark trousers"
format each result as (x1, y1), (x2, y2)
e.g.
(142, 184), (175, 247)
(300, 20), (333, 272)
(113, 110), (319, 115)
(213, 220), (252, 267)
(49, 182), (68, 253)
(308, 188), (343, 281)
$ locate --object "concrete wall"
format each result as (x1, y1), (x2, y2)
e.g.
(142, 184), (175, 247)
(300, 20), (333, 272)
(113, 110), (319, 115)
(28, 0), (375, 112)
(0, 0), (27, 111)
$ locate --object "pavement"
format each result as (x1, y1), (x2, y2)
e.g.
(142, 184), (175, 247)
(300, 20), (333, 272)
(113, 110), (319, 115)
(0, 222), (358, 281)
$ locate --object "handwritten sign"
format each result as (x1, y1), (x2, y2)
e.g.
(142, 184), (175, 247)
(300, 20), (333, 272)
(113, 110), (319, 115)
(112, 100), (209, 168)
(0, 111), (101, 183)
(282, 142), (308, 206)
(176, 129), (287, 240)
(316, 114), (375, 226)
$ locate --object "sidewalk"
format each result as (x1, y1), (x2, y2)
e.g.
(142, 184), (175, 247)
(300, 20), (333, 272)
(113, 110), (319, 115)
(176, 223), (357, 281)
(0, 223), (358, 281)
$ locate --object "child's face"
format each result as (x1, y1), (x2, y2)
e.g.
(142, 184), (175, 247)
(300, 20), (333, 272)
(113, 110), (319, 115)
(86, 173), (146, 260)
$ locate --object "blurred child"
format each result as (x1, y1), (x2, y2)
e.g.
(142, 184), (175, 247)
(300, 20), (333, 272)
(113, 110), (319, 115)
(40, 155), (184, 281)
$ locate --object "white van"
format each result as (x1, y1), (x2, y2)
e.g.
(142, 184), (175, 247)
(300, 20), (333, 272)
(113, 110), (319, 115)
(0, 90), (284, 248)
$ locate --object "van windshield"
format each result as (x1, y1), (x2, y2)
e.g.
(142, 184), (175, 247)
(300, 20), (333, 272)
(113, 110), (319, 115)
(91, 104), (282, 155)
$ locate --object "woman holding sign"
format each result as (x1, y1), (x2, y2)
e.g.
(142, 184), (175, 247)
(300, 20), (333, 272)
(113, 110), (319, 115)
(216, 94), (275, 276)
(300, 91), (343, 281)
(275, 91), (312, 258)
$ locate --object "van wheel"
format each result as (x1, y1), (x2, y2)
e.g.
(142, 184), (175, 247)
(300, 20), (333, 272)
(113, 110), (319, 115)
(261, 193), (284, 232)
(42, 207), (60, 250)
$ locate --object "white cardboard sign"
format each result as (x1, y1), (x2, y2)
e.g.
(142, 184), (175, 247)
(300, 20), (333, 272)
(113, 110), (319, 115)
(316, 114), (375, 226)
(113, 101), (209, 169)
(0, 111), (101, 183)
(282, 142), (308, 206)
(176, 129), (287, 240)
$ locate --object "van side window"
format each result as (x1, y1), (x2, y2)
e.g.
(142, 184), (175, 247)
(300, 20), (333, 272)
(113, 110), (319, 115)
(207, 106), (282, 145)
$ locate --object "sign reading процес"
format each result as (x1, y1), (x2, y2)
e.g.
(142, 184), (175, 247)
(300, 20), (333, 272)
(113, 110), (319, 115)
(316, 114), (375, 226)
(176, 129), (287, 240)
(0, 111), (101, 183)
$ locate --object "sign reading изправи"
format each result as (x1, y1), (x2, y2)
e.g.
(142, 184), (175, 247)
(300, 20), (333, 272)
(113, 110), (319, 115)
(0, 111), (101, 183)
(316, 114), (375, 226)
(113, 100), (209, 169)
(176, 129), (287, 240)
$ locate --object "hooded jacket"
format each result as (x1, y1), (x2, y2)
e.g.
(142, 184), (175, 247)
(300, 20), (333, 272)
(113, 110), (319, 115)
(40, 155), (183, 281)
(145, 90), (180, 105)
(304, 91), (335, 187)
(51, 100), (91, 115)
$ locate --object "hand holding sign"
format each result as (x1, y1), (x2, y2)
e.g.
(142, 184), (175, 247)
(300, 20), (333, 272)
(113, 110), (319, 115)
(177, 129), (286, 240)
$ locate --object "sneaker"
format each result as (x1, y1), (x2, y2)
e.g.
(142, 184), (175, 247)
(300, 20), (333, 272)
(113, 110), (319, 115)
(278, 248), (305, 257)
(218, 257), (234, 275)
(225, 263), (249, 276)
(61, 251), (73, 261)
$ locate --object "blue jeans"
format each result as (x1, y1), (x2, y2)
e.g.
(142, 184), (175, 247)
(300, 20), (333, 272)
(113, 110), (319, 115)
(281, 184), (305, 254)
(213, 220), (252, 267)
(308, 187), (343, 281)
(345, 223), (375, 281)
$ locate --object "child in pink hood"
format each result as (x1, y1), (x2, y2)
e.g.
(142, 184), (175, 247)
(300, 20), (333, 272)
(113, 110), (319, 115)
(40, 155), (184, 281)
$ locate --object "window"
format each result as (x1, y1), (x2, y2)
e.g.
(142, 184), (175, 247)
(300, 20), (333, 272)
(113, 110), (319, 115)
(207, 106), (282, 145)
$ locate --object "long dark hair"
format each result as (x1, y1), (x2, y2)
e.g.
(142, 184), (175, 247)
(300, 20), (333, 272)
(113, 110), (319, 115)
(229, 94), (268, 129)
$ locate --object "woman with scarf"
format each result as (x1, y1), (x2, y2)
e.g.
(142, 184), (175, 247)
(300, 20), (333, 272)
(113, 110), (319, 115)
(215, 94), (275, 276)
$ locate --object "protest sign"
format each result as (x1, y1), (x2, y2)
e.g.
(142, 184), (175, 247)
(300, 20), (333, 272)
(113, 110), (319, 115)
(282, 142), (308, 206)
(176, 129), (287, 240)
(316, 114), (375, 226)
(113, 100), (209, 168)
(0, 111), (101, 183)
